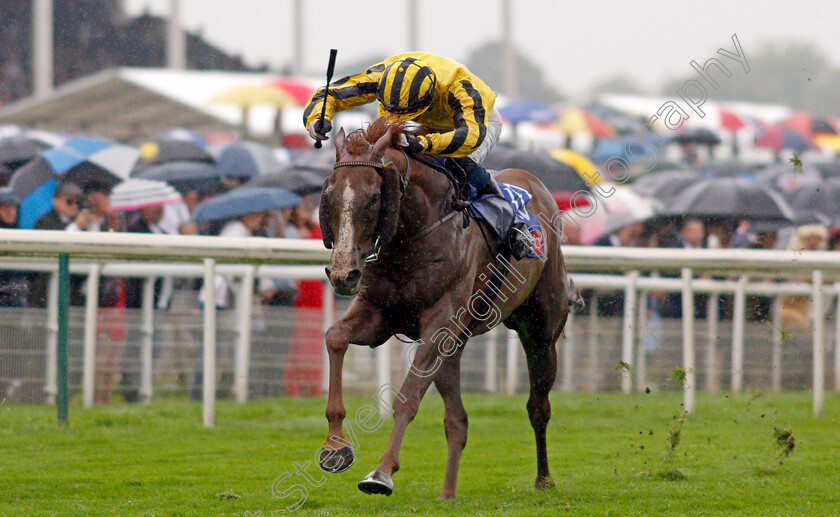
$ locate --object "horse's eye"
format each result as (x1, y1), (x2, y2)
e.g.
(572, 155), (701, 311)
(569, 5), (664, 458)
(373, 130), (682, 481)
(369, 194), (381, 206)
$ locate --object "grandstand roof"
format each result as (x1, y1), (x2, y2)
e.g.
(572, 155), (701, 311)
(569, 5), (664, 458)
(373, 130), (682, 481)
(0, 68), (320, 141)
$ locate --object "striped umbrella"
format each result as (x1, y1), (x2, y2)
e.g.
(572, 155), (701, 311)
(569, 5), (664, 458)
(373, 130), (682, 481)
(8, 137), (138, 228)
(109, 179), (183, 211)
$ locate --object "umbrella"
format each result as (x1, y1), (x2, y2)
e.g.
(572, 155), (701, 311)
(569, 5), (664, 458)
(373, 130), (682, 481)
(0, 136), (49, 170)
(555, 107), (617, 138)
(788, 179), (840, 223)
(192, 187), (302, 223)
(269, 77), (317, 105)
(0, 125), (66, 148)
(719, 108), (746, 131)
(209, 84), (297, 137)
(549, 149), (600, 182)
(781, 111), (840, 136)
(579, 187), (656, 245)
(287, 149), (336, 178)
(814, 133), (840, 152)
(109, 178), (183, 211)
(665, 177), (795, 221)
(590, 136), (663, 165)
(498, 100), (558, 124)
(133, 161), (224, 193)
(135, 139), (214, 168)
(484, 146), (590, 193)
(157, 128), (208, 148)
(583, 104), (648, 135)
(7, 137), (139, 228)
(669, 127), (722, 146)
(217, 141), (283, 179)
(632, 170), (702, 199)
(755, 126), (816, 153)
(756, 163), (822, 194)
(245, 168), (324, 195)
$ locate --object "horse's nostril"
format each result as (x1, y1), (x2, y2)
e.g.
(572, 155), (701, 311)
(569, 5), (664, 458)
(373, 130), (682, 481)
(346, 269), (362, 286)
(325, 267), (331, 280)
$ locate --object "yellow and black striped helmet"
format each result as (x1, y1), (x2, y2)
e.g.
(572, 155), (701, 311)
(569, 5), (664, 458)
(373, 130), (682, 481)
(377, 58), (436, 119)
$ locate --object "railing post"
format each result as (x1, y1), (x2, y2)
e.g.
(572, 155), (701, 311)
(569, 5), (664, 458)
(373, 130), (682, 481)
(706, 292), (720, 392)
(812, 269), (825, 417)
(681, 268), (695, 414)
(321, 281), (334, 395)
(56, 255), (69, 425)
(771, 295), (783, 391)
(835, 286), (840, 392)
(635, 290), (648, 392)
(233, 266), (255, 403)
(203, 259), (217, 428)
(485, 325), (498, 393)
(621, 271), (638, 393)
(82, 263), (101, 409)
(562, 310), (575, 392)
(506, 328), (519, 394)
(587, 296), (599, 391)
(140, 277), (155, 404)
(377, 338), (392, 417)
(44, 272), (58, 404)
(731, 275), (747, 392)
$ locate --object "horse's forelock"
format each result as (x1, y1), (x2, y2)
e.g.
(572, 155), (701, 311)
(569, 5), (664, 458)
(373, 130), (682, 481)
(344, 117), (413, 156)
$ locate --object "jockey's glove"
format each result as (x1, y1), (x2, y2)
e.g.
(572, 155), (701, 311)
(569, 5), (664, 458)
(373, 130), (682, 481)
(402, 134), (426, 154)
(308, 119), (332, 141)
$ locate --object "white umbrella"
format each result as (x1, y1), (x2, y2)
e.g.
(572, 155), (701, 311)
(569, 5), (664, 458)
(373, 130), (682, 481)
(110, 178), (183, 211)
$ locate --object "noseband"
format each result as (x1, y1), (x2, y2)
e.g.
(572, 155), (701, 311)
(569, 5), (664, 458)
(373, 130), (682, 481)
(332, 153), (412, 263)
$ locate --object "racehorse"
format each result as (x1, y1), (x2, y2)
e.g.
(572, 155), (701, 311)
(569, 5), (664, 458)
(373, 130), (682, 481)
(318, 117), (577, 499)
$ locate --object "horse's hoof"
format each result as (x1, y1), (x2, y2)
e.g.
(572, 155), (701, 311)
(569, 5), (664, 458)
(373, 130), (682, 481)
(318, 444), (355, 473)
(358, 470), (393, 496)
(535, 475), (555, 490)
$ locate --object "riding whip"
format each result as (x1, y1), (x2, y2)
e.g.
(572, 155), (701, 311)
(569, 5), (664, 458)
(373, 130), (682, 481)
(314, 48), (338, 149)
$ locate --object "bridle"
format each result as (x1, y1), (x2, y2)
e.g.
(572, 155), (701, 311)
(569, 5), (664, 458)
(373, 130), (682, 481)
(331, 151), (412, 263)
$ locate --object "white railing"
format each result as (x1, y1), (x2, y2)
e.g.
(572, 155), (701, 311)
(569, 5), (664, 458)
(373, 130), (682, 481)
(1, 229), (838, 425)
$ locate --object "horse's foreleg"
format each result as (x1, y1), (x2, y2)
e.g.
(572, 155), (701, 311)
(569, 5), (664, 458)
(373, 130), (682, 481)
(319, 301), (388, 474)
(434, 347), (467, 500)
(358, 296), (458, 496)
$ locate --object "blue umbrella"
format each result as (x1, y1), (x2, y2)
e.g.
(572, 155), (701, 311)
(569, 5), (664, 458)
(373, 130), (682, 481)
(498, 100), (557, 124)
(133, 161), (224, 193)
(8, 137), (138, 228)
(216, 141), (282, 179)
(192, 187), (302, 223)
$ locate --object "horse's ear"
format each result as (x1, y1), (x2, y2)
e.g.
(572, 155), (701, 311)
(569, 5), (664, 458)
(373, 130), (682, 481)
(376, 161), (401, 246)
(334, 128), (346, 162)
(372, 129), (392, 157)
(319, 178), (334, 249)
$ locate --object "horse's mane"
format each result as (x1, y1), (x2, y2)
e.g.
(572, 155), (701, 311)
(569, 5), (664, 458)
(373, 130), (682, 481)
(345, 117), (417, 155)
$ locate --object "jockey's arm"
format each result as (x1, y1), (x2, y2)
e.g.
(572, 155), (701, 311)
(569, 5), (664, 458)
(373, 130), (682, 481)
(422, 80), (489, 158)
(302, 63), (386, 130)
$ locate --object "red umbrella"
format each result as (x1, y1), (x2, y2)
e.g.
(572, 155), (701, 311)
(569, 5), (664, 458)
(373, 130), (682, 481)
(755, 126), (816, 153)
(781, 111), (840, 136)
(269, 77), (316, 105)
(719, 107), (745, 130)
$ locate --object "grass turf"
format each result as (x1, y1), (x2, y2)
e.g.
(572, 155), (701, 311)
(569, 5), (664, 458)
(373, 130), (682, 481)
(0, 391), (838, 516)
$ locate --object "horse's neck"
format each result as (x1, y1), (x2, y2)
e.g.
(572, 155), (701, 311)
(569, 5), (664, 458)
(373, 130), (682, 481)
(394, 153), (454, 241)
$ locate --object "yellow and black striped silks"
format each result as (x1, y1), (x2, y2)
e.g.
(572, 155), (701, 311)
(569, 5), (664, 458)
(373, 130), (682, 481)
(302, 52), (497, 158)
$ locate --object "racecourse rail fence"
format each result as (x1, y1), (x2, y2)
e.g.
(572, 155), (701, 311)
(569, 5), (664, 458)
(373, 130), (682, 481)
(0, 230), (838, 426)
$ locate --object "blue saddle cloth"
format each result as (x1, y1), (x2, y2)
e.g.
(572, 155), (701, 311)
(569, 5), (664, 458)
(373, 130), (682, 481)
(468, 183), (546, 259)
(424, 156), (545, 258)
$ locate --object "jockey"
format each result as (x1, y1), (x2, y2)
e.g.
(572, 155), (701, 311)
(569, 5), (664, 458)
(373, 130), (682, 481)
(304, 52), (533, 257)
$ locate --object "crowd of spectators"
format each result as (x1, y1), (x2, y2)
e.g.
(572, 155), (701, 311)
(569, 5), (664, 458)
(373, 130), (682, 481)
(1, 0), (255, 106)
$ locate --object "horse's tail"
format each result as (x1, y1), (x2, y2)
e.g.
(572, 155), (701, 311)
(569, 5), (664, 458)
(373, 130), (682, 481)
(566, 277), (585, 312)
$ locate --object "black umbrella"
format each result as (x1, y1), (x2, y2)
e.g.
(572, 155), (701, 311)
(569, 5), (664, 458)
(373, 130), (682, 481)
(287, 149), (336, 179)
(484, 146), (590, 193)
(245, 167), (324, 195)
(665, 177), (795, 221)
(132, 161), (224, 193)
(632, 170), (702, 199)
(0, 136), (49, 171)
(134, 139), (215, 171)
(789, 179), (840, 223)
(669, 127), (722, 146)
